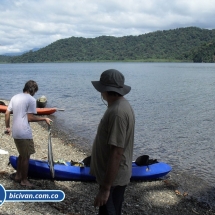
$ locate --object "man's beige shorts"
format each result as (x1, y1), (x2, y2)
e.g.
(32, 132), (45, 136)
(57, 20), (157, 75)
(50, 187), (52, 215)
(14, 139), (36, 157)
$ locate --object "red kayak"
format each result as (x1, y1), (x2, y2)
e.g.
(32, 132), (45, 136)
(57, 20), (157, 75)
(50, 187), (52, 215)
(36, 108), (57, 115)
(0, 105), (57, 115)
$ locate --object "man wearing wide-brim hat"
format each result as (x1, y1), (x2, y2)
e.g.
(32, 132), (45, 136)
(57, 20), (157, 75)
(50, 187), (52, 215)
(90, 69), (135, 215)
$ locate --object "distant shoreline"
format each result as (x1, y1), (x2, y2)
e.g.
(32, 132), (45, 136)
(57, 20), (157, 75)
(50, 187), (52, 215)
(0, 59), (192, 64)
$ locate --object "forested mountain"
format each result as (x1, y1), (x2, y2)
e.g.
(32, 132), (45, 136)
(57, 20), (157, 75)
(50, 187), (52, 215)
(187, 40), (215, 62)
(0, 55), (12, 63)
(1, 27), (215, 63)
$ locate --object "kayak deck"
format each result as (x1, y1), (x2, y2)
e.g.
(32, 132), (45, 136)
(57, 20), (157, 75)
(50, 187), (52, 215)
(9, 156), (172, 181)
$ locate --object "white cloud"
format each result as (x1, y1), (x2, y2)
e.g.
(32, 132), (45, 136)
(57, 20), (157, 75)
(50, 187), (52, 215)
(0, 0), (215, 55)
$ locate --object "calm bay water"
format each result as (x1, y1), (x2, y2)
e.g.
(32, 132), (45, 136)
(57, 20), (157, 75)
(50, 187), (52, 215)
(1, 62), (215, 189)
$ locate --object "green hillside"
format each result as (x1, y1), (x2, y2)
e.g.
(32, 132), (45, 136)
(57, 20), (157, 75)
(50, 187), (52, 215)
(1, 27), (215, 63)
(187, 40), (215, 63)
(0, 55), (12, 63)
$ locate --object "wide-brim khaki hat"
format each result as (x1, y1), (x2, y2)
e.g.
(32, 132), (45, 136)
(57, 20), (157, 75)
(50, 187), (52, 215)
(91, 69), (131, 96)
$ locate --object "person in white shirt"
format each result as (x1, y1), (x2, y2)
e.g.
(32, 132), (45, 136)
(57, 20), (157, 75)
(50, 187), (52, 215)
(5, 80), (52, 188)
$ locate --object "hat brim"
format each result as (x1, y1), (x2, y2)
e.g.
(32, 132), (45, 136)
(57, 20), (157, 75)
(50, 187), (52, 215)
(91, 81), (131, 96)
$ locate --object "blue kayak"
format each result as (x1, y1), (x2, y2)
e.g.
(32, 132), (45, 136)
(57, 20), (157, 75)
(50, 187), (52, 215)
(9, 156), (172, 181)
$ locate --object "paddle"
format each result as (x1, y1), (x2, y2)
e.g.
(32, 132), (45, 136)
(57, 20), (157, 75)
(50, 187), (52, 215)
(55, 108), (65, 111)
(48, 124), (55, 178)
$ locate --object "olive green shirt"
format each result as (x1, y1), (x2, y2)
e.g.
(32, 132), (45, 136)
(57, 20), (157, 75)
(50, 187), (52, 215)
(90, 98), (135, 186)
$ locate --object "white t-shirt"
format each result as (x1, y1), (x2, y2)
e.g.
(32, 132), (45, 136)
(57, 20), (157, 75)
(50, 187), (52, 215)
(7, 93), (37, 139)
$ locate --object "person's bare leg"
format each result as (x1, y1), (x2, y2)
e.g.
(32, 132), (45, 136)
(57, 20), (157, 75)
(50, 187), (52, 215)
(15, 155), (22, 181)
(20, 155), (34, 187)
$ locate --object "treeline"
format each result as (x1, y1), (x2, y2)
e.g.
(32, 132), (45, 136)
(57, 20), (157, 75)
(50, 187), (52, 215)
(1, 27), (215, 63)
(0, 55), (12, 63)
(188, 40), (215, 62)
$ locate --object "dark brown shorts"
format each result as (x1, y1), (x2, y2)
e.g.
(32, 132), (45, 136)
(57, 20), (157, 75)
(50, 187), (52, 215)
(14, 139), (36, 157)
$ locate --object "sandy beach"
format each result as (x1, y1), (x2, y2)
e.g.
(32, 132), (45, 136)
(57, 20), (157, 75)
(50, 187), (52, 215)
(0, 100), (214, 215)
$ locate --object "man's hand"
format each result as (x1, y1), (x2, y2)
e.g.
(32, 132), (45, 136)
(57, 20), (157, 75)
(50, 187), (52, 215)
(94, 187), (110, 207)
(45, 118), (53, 125)
(4, 128), (11, 135)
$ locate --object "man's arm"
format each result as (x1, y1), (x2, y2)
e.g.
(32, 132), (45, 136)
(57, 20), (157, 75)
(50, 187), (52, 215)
(94, 145), (124, 207)
(5, 110), (11, 134)
(27, 113), (52, 125)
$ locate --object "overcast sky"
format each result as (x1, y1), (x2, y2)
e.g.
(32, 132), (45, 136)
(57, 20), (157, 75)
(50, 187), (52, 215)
(0, 0), (215, 55)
